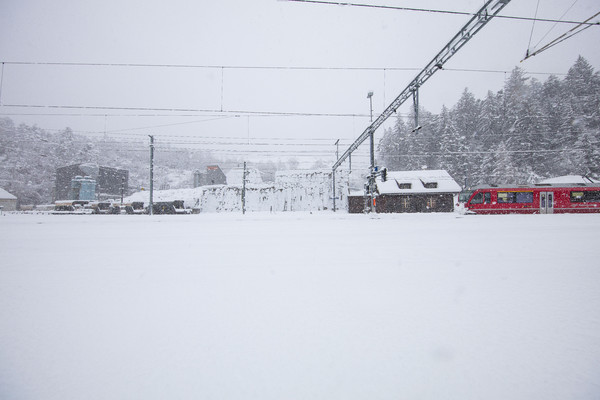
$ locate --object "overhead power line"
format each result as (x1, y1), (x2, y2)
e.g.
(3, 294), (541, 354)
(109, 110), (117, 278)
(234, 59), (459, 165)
(283, 0), (600, 26)
(0, 61), (568, 76)
(1, 104), (370, 118)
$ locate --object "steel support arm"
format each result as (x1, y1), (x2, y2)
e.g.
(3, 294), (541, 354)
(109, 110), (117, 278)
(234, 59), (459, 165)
(332, 0), (511, 171)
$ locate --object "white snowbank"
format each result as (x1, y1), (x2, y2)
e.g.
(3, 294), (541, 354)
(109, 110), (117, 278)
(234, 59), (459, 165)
(1, 213), (599, 400)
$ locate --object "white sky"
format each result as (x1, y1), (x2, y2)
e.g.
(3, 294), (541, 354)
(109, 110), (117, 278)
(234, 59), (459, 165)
(1, 0), (599, 167)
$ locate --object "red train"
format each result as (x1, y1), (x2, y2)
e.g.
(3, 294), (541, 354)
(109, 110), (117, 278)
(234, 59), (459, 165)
(463, 183), (600, 214)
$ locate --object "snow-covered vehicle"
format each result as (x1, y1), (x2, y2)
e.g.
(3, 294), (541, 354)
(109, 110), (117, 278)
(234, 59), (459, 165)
(53, 200), (94, 214)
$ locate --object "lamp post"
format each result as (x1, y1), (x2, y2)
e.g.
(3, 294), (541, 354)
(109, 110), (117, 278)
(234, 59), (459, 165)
(367, 91), (374, 174)
(367, 91), (373, 122)
(367, 91), (375, 213)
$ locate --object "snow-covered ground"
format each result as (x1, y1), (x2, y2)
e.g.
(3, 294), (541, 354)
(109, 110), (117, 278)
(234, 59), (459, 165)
(1, 212), (599, 400)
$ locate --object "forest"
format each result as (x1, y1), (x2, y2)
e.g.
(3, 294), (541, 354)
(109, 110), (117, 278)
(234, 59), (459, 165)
(378, 56), (600, 187)
(0, 118), (297, 205)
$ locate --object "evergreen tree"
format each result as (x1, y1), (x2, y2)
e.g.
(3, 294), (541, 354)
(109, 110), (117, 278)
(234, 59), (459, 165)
(376, 58), (599, 185)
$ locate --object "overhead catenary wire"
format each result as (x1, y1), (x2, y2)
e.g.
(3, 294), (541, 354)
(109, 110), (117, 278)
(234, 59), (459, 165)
(0, 61), (571, 76)
(283, 0), (600, 26)
(522, 10), (600, 61)
(532, 0), (580, 49)
(526, 0), (542, 56)
(0, 103), (373, 118)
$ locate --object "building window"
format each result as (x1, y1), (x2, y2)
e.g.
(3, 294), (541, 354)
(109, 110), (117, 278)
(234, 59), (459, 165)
(423, 182), (438, 189)
(427, 197), (436, 209)
(397, 182), (411, 189)
(401, 197), (410, 209)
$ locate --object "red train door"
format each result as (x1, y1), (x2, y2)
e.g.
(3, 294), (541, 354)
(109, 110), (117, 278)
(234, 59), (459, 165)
(540, 191), (554, 214)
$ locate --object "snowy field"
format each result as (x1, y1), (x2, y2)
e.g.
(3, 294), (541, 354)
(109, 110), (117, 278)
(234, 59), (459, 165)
(1, 212), (599, 400)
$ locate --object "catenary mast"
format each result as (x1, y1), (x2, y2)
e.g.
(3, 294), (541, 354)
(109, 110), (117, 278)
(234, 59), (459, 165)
(332, 0), (512, 212)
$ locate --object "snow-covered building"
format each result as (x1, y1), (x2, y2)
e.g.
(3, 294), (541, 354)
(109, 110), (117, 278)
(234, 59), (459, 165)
(55, 163), (128, 201)
(226, 167), (263, 185)
(0, 187), (18, 211)
(348, 170), (461, 213)
(124, 169), (348, 213)
(193, 165), (227, 187)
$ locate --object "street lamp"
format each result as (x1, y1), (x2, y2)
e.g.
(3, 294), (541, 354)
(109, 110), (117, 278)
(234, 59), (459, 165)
(367, 91), (373, 122)
(367, 91), (374, 168)
(366, 91), (375, 213)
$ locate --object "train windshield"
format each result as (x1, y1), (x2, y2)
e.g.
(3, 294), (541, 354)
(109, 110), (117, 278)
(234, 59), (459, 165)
(458, 190), (474, 203)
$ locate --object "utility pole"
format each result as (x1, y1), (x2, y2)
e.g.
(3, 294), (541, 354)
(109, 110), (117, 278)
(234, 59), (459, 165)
(333, 139), (340, 212)
(332, 169), (336, 212)
(367, 91), (374, 168)
(120, 176), (125, 205)
(242, 161), (247, 214)
(148, 135), (154, 215)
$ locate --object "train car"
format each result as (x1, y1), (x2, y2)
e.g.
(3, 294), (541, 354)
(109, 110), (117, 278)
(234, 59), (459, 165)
(124, 201), (146, 214)
(53, 200), (94, 214)
(464, 183), (600, 214)
(89, 201), (113, 214)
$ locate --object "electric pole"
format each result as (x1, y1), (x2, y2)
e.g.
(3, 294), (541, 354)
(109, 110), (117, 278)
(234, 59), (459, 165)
(149, 135), (154, 215)
(242, 162), (247, 214)
(120, 176), (125, 205)
(333, 139), (340, 212)
(332, 169), (336, 212)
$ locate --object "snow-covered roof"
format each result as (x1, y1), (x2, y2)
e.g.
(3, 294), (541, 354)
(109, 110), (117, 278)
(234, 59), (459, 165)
(376, 170), (461, 195)
(0, 187), (17, 200)
(538, 175), (598, 184)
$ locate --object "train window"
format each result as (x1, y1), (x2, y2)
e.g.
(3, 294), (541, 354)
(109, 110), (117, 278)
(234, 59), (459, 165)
(571, 192), (584, 202)
(484, 192), (491, 204)
(571, 190), (600, 202)
(516, 192), (533, 203)
(588, 191), (600, 201)
(498, 191), (533, 203)
(470, 192), (483, 204)
(497, 192), (514, 203)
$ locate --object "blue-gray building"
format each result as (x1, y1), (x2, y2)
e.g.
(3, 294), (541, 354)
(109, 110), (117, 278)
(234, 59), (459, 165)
(55, 163), (128, 201)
